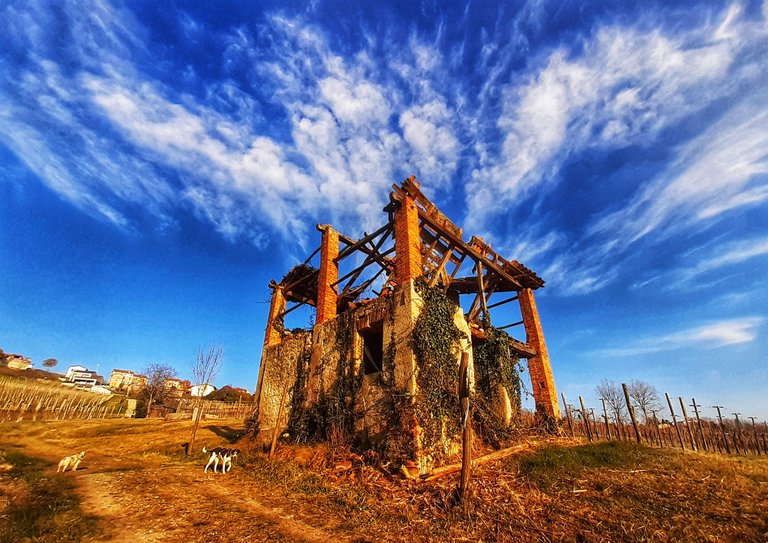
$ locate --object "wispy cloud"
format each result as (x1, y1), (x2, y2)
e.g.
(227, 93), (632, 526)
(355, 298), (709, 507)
(467, 16), (743, 225)
(598, 317), (764, 357)
(590, 94), (768, 247)
(1, 0), (767, 292)
(0, 3), (467, 247)
(631, 237), (768, 291)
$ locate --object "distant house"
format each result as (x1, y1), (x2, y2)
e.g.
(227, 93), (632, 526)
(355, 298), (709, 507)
(164, 377), (192, 397)
(190, 383), (216, 397)
(108, 369), (148, 395)
(108, 369), (134, 391)
(65, 365), (88, 380)
(1, 353), (32, 370)
(63, 365), (104, 387)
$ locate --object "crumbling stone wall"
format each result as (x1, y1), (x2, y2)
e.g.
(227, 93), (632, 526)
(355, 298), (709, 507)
(254, 331), (311, 441)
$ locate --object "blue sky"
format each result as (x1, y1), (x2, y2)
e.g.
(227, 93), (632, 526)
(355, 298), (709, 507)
(1, 0), (767, 421)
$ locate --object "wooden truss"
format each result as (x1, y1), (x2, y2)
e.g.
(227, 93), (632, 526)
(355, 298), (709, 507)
(390, 178), (543, 333)
(271, 176), (545, 358)
(273, 222), (396, 320)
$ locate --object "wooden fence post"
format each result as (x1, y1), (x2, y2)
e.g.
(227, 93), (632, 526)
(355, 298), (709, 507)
(579, 396), (592, 442)
(690, 399), (707, 451)
(679, 397), (697, 451)
(561, 393), (574, 437)
(600, 398), (612, 440)
(458, 352), (472, 502)
(622, 383), (642, 443)
(666, 393), (685, 449)
(712, 405), (730, 454)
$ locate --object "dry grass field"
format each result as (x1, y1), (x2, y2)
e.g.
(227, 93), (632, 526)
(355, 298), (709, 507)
(1, 417), (766, 542)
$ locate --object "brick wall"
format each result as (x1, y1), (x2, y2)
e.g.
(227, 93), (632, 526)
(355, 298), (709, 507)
(316, 225), (339, 325)
(518, 288), (561, 418)
(393, 197), (422, 284)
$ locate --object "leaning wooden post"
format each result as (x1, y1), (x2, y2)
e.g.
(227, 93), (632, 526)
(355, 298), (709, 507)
(578, 396), (592, 442)
(748, 417), (760, 456)
(666, 393), (685, 449)
(622, 383), (642, 444)
(678, 397), (697, 451)
(712, 406), (730, 454)
(690, 399), (708, 451)
(458, 352), (472, 502)
(762, 421), (768, 455)
(561, 393), (574, 437)
(590, 409), (600, 439)
(600, 398), (612, 440)
(732, 413), (744, 455)
(651, 410), (663, 448)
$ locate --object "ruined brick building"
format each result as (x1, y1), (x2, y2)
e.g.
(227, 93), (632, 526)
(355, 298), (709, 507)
(253, 177), (559, 472)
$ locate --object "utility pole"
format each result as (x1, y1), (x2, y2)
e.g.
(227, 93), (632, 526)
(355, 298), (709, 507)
(600, 398), (611, 440)
(712, 406), (730, 454)
(748, 417), (760, 456)
(666, 393), (684, 449)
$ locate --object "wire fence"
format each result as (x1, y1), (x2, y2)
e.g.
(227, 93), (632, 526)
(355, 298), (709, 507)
(175, 398), (256, 420)
(561, 387), (767, 455)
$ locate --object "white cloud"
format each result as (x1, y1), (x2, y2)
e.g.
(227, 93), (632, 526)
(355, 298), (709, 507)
(0, 3), (464, 246)
(599, 317), (764, 357)
(591, 94), (768, 245)
(468, 20), (741, 223)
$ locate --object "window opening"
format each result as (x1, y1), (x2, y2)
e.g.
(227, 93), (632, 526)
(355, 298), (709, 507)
(361, 323), (384, 375)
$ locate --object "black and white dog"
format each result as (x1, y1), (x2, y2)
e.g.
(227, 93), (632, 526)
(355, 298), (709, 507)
(202, 447), (239, 474)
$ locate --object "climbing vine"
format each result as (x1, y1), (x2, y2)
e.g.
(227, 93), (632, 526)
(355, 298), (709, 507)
(411, 279), (467, 460)
(472, 326), (524, 447)
(287, 310), (361, 450)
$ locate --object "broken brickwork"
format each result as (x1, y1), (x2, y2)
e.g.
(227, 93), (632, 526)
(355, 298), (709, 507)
(253, 177), (560, 472)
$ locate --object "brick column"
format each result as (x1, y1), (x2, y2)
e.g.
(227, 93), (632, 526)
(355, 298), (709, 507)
(264, 286), (286, 348)
(518, 288), (560, 418)
(316, 224), (339, 325)
(393, 196), (422, 284)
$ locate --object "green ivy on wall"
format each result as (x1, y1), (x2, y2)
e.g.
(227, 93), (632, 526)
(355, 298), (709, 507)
(472, 325), (524, 447)
(412, 280), (467, 460)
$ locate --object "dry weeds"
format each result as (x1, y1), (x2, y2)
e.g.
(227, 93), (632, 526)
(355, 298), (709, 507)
(1, 418), (766, 542)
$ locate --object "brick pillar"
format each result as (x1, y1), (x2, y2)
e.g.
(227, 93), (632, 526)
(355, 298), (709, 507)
(518, 288), (560, 418)
(264, 286), (286, 348)
(393, 196), (422, 284)
(316, 224), (339, 325)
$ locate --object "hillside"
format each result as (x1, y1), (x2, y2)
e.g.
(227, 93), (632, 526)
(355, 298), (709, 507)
(1, 418), (766, 542)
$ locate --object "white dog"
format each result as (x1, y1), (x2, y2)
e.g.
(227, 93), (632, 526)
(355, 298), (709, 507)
(57, 451), (85, 472)
(202, 447), (239, 474)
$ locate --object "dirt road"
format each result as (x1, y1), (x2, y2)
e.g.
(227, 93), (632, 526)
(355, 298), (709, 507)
(2, 418), (362, 543)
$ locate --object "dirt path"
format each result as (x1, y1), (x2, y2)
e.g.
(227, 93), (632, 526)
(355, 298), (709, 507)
(4, 420), (362, 543)
(75, 460), (356, 543)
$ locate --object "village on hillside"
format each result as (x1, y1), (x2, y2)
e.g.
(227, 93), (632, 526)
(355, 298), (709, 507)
(0, 348), (252, 420)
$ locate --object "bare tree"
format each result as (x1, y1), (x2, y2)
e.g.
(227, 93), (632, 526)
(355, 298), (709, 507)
(141, 363), (177, 418)
(188, 344), (224, 454)
(596, 379), (627, 423)
(42, 358), (58, 369)
(627, 379), (660, 423)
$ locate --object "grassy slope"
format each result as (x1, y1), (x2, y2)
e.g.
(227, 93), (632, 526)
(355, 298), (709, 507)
(1, 419), (767, 542)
